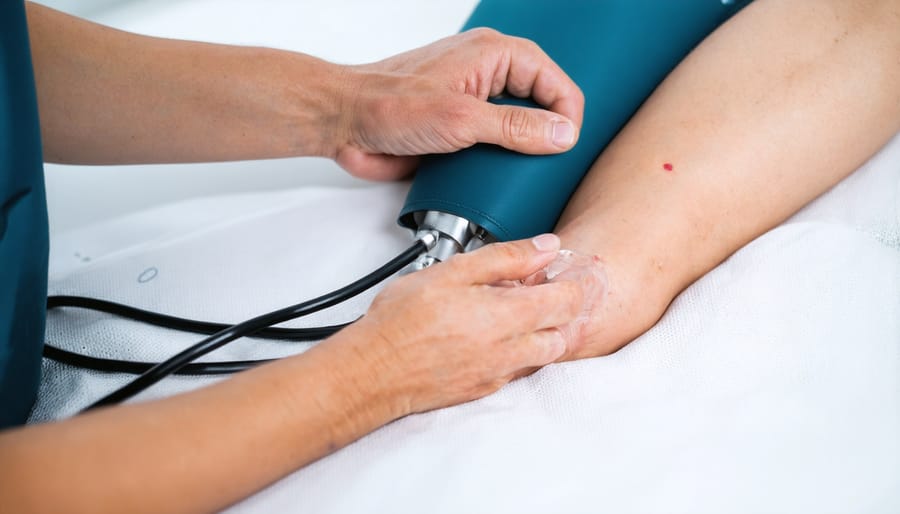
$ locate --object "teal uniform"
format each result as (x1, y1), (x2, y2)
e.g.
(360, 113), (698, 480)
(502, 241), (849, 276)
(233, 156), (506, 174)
(0, 0), (50, 428)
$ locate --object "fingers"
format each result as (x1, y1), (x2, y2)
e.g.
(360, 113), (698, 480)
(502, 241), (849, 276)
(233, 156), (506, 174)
(467, 98), (579, 154)
(495, 280), (585, 333)
(502, 34), (585, 128)
(446, 234), (561, 285)
(460, 29), (583, 153)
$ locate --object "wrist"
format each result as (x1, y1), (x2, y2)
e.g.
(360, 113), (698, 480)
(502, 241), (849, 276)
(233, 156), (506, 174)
(324, 63), (404, 161)
(311, 61), (360, 160)
(556, 218), (674, 298)
(555, 216), (680, 358)
(337, 320), (413, 420)
(268, 50), (355, 159)
(302, 323), (408, 438)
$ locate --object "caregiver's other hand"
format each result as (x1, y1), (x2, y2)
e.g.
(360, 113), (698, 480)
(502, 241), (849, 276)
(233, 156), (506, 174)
(332, 234), (586, 416)
(333, 28), (585, 180)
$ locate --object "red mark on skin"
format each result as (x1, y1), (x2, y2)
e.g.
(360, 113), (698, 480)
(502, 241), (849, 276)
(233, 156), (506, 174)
(663, 163), (674, 172)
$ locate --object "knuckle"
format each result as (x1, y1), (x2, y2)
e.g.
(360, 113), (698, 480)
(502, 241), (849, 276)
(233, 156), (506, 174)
(501, 108), (537, 146)
(574, 86), (586, 106)
(511, 35), (545, 57)
(467, 27), (501, 44)
(524, 38), (543, 55)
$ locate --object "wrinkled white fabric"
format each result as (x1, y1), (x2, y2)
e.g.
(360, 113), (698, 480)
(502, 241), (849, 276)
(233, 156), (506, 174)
(31, 132), (900, 513)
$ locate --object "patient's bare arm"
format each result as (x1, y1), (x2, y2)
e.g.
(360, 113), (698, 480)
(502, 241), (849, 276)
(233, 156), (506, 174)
(556, 0), (900, 360)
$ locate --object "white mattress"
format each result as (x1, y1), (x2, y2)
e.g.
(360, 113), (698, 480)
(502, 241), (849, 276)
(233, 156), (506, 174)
(33, 1), (900, 512)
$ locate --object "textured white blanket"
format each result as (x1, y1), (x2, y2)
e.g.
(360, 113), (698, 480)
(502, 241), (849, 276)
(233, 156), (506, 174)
(33, 132), (900, 513)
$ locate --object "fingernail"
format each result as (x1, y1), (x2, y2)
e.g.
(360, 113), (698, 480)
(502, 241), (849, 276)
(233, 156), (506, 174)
(532, 233), (560, 252)
(551, 120), (575, 148)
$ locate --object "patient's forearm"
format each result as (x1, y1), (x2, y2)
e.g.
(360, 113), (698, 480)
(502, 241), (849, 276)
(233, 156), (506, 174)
(556, 0), (900, 358)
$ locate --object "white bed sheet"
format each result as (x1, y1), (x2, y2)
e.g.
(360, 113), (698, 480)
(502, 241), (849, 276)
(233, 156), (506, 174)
(32, 132), (900, 513)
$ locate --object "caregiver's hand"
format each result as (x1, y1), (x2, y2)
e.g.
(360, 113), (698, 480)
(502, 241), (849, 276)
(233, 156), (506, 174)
(333, 28), (585, 180)
(327, 234), (586, 416)
(29, 5), (582, 169)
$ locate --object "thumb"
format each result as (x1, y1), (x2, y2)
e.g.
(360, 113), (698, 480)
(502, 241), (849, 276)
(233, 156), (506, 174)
(446, 233), (561, 285)
(468, 98), (579, 154)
